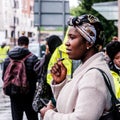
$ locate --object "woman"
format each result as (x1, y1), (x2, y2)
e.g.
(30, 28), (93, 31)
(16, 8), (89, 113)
(40, 14), (114, 120)
(106, 41), (120, 100)
(33, 35), (62, 112)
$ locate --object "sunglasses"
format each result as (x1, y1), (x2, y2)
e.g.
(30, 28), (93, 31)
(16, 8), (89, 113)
(68, 14), (100, 26)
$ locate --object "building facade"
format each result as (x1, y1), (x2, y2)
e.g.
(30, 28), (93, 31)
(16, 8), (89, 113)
(0, 0), (37, 45)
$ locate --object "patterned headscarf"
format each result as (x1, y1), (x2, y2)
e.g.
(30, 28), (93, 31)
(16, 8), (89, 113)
(67, 14), (100, 44)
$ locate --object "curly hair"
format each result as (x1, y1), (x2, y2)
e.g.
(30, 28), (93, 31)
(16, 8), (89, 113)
(106, 41), (120, 60)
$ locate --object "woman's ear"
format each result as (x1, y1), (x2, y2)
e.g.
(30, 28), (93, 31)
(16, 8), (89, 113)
(86, 41), (93, 50)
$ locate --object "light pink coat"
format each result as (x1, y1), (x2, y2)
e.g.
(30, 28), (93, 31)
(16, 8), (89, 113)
(44, 52), (114, 120)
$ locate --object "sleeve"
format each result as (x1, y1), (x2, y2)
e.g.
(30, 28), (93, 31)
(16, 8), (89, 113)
(2, 58), (10, 81)
(33, 55), (39, 65)
(51, 78), (68, 100)
(27, 54), (40, 78)
(32, 55), (40, 72)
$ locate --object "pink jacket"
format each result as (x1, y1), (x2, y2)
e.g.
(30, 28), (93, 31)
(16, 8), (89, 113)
(44, 52), (114, 120)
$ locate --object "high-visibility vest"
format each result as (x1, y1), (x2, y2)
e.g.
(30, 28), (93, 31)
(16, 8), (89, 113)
(111, 70), (120, 99)
(0, 46), (10, 63)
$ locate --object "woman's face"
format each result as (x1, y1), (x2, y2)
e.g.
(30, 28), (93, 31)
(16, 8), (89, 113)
(65, 27), (88, 60)
(113, 51), (120, 68)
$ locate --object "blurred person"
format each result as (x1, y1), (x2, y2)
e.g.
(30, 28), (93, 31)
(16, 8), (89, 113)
(112, 36), (118, 41)
(106, 41), (120, 100)
(21, 31), (25, 36)
(40, 14), (115, 120)
(45, 35), (62, 55)
(33, 35), (62, 113)
(2, 36), (39, 120)
(0, 42), (10, 69)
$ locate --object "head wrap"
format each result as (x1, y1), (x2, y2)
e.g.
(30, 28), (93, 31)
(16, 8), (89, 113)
(67, 14), (100, 44)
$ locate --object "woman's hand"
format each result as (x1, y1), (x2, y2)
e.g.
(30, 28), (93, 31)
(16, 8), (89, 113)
(50, 60), (67, 84)
(40, 101), (54, 119)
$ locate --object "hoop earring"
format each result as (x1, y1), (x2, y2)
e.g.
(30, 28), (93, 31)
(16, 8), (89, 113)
(87, 47), (89, 50)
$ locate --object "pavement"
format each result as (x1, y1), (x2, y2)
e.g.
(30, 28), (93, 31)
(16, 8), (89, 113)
(0, 87), (11, 120)
(0, 69), (12, 120)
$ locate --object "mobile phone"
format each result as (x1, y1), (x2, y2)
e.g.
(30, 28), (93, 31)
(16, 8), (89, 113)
(40, 98), (56, 107)
(40, 98), (47, 107)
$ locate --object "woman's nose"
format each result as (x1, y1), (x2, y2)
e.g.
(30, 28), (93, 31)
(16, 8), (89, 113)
(65, 40), (70, 46)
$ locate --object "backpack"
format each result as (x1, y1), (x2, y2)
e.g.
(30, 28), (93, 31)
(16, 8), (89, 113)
(3, 53), (32, 96)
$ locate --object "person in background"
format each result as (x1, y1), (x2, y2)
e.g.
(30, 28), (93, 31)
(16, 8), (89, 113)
(33, 35), (62, 113)
(45, 35), (62, 55)
(2, 36), (39, 120)
(41, 35), (62, 84)
(40, 14), (114, 120)
(106, 41), (120, 100)
(112, 36), (118, 41)
(34, 35), (62, 83)
(0, 42), (10, 70)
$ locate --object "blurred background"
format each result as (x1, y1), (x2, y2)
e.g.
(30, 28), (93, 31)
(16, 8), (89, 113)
(0, 0), (119, 119)
(0, 0), (119, 58)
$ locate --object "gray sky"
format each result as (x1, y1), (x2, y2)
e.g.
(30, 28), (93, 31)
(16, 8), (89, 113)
(69, 0), (78, 7)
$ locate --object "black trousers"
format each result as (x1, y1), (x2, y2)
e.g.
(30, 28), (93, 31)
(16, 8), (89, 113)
(10, 96), (38, 120)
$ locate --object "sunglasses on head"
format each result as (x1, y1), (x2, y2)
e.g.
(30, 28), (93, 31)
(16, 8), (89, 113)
(68, 14), (100, 27)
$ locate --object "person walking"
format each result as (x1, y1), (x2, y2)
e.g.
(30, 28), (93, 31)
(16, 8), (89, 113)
(2, 36), (39, 120)
(40, 14), (115, 120)
(106, 41), (120, 101)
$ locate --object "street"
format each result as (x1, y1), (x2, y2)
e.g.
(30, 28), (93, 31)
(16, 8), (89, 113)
(0, 87), (11, 120)
(0, 69), (12, 120)
(0, 88), (28, 120)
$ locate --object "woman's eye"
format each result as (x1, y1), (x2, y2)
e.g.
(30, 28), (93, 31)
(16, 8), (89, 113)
(70, 36), (75, 40)
(115, 57), (120, 60)
(70, 37), (73, 40)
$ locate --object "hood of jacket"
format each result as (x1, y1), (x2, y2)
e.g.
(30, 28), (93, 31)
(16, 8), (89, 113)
(8, 46), (30, 60)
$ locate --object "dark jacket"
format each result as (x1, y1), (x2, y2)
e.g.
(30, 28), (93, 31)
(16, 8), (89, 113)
(34, 53), (51, 78)
(2, 46), (39, 101)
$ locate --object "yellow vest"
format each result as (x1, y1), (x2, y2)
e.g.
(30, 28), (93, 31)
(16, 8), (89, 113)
(0, 46), (10, 63)
(111, 70), (120, 99)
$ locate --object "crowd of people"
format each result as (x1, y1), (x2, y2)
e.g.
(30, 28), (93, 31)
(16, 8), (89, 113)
(1, 14), (120, 120)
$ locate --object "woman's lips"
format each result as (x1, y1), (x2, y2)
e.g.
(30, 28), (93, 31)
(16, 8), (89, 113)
(66, 48), (72, 54)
